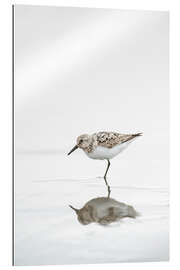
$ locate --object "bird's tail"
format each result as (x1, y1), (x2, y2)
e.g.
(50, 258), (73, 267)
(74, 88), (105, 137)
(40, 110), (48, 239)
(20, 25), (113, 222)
(123, 132), (143, 143)
(128, 205), (140, 218)
(133, 132), (143, 137)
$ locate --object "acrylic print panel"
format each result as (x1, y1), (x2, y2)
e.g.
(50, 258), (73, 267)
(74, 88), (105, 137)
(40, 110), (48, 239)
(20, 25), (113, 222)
(13, 5), (169, 266)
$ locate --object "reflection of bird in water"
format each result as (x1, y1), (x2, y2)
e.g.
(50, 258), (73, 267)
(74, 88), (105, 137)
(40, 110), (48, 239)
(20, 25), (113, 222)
(69, 197), (138, 225)
(68, 131), (142, 179)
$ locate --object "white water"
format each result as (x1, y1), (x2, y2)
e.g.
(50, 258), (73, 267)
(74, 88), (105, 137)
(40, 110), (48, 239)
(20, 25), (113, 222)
(14, 151), (169, 265)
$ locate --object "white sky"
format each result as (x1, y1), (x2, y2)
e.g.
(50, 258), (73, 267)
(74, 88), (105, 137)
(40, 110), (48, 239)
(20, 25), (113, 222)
(15, 6), (169, 156)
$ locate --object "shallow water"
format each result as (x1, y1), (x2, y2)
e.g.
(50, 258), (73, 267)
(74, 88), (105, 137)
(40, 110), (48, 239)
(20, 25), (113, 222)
(14, 152), (169, 265)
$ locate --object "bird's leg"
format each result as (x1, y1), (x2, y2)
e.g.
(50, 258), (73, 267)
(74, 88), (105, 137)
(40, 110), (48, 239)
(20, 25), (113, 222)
(104, 160), (111, 198)
(104, 159), (110, 179)
(104, 177), (111, 198)
(107, 184), (111, 198)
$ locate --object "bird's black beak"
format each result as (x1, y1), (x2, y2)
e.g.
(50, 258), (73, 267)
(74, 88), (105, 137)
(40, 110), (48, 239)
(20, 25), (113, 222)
(69, 205), (79, 214)
(67, 145), (78, 155)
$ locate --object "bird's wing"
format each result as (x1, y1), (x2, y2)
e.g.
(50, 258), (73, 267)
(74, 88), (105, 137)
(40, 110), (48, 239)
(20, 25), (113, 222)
(95, 132), (142, 148)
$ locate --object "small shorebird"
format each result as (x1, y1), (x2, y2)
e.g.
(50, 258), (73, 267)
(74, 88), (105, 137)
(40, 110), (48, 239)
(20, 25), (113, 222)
(68, 131), (142, 179)
(69, 197), (138, 225)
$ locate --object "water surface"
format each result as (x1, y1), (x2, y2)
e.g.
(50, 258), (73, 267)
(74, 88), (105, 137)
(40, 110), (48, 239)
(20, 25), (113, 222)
(14, 152), (169, 265)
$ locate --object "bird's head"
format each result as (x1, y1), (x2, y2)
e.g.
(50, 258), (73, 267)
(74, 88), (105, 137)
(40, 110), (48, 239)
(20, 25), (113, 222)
(67, 134), (91, 155)
(69, 205), (93, 225)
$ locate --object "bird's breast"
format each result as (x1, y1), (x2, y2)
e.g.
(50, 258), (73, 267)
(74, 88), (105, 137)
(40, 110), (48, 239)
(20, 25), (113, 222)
(85, 143), (129, 160)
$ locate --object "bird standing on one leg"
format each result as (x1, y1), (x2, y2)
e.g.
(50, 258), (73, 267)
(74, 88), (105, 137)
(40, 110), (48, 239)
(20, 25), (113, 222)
(103, 159), (111, 197)
(104, 159), (110, 179)
(68, 131), (142, 182)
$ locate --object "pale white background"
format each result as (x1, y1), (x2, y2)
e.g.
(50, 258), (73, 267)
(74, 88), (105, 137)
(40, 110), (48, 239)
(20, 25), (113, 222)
(0, 0), (179, 270)
(14, 5), (169, 186)
(14, 4), (169, 266)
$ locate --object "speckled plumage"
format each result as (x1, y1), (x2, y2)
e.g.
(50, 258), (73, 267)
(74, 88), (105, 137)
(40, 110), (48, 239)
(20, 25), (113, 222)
(95, 131), (141, 149)
(68, 131), (142, 155)
(81, 132), (142, 153)
(68, 131), (142, 177)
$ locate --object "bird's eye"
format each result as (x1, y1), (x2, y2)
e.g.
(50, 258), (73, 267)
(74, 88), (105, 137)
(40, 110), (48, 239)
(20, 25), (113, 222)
(79, 139), (83, 144)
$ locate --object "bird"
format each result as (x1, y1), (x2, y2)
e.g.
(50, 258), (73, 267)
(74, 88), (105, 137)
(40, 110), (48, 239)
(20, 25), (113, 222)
(69, 196), (138, 225)
(68, 131), (142, 179)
